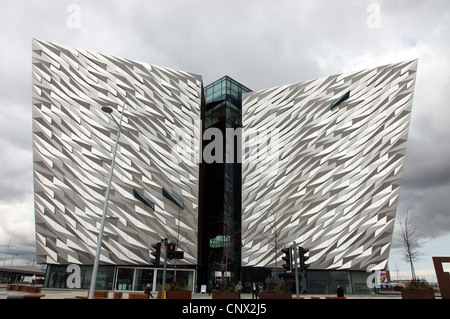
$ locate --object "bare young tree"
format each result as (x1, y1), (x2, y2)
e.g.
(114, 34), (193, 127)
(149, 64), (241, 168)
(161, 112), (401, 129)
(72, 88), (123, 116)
(267, 210), (281, 290)
(395, 209), (426, 281)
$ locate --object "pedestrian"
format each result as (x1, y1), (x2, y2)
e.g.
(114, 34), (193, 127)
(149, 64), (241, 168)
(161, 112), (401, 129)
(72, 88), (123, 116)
(252, 282), (259, 299)
(235, 281), (243, 298)
(31, 274), (36, 286)
(337, 285), (344, 297)
(144, 283), (154, 298)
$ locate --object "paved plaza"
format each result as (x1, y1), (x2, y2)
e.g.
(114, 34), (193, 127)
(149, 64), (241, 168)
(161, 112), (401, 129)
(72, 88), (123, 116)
(0, 286), (406, 299)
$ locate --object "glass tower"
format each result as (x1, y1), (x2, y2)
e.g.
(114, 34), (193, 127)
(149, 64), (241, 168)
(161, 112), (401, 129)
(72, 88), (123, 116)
(199, 76), (252, 286)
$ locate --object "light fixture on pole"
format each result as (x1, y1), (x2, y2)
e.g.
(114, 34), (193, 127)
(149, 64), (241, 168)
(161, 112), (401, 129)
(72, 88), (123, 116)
(88, 94), (127, 299)
(101, 106), (113, 114)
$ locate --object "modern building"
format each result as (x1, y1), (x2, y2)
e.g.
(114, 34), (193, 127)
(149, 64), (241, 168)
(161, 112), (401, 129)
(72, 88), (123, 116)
(32, 39), (418, 294)
(32, 38), (203, 292)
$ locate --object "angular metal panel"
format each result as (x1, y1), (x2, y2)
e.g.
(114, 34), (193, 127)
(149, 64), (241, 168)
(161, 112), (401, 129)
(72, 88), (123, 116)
(241, 60), (418, 270)
(32, 39), (202, 266)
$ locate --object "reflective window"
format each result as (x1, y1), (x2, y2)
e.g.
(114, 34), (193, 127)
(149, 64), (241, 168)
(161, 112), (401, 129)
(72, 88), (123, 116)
(162, 188), (184, 209)
(133, 189), (155, 210)
(331, 91), (350, 110)
(329, 270), (352, 295)
(115, 267), (134, 291)
(44, 264), (114, 290)
(204, 76), (251, 104)
(155, 269), (194, 291)
(306, 270), (330, 294)
(351, 271), (376, 294)
(134, 268), (155, 292)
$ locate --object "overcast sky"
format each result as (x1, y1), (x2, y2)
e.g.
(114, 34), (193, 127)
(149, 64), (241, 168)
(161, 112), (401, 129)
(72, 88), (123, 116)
(0, 0), (448, 279)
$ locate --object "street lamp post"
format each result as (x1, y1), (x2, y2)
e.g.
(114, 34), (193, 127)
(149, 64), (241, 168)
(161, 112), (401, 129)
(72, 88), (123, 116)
(88, 95), (127, 299)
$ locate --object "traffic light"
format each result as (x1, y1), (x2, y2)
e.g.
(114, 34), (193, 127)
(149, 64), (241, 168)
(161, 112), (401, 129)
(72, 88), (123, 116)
(299, 247), (310, 272)
(151, 242), (161, 266)
(281, 246), (293, 272)
(167, 242), (184, 260)
(167, 242), (176, 259)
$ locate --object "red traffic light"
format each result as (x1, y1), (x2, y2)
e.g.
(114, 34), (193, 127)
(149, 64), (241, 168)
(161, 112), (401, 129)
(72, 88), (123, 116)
(168, 243), (176, 251)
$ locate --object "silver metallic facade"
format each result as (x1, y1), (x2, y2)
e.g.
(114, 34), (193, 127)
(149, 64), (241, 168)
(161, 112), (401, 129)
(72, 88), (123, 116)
(32, 39), (202, 266)
(32, 39), (418, 273)
(241, 60), (418, 270)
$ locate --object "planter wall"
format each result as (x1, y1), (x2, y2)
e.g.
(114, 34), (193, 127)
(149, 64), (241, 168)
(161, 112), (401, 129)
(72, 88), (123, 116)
(23, 286), (42, 293)
(13, 285), (24, 291)
(401, 288), (435, 299)
(113, 292), (123, 299)
(212, 291), (240, 299)
(259, 292), (292, 299)
(128, 293), (149, 299)
(166, 290), (192, 299)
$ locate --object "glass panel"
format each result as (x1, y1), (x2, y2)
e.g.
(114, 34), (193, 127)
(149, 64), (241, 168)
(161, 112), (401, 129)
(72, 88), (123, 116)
(229, 103), (241, 113)
(213, 82), (222, 93)
(329, 271), (352, 295)
(212, 90), (222, 100)
(213, 117), (220, 127)
(155, 269), (194, 291)
(306, 270), (330, 294)
(133, 189), (155, 210)
(242, 86), (252, 93)
(134, 268), (155, 292)
(210, 235), (231, 248)
(44, 265), (114, 290)
(205, 116), (212, 128)
(115, 268), (134, 291)
(156, 270), (168, 292)
(162, 188), (184, 208)
(351, 271), (376, 294)
(96, 266), (115, 290)
(241, 267), (273, 293)
(45, 265), (66, 288)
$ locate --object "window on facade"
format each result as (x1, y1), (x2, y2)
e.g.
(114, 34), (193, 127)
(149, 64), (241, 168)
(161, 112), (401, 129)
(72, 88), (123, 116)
(162, 188), (184, 209)
(133, 189), (155, 210)
(331, 91), (350, 110)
